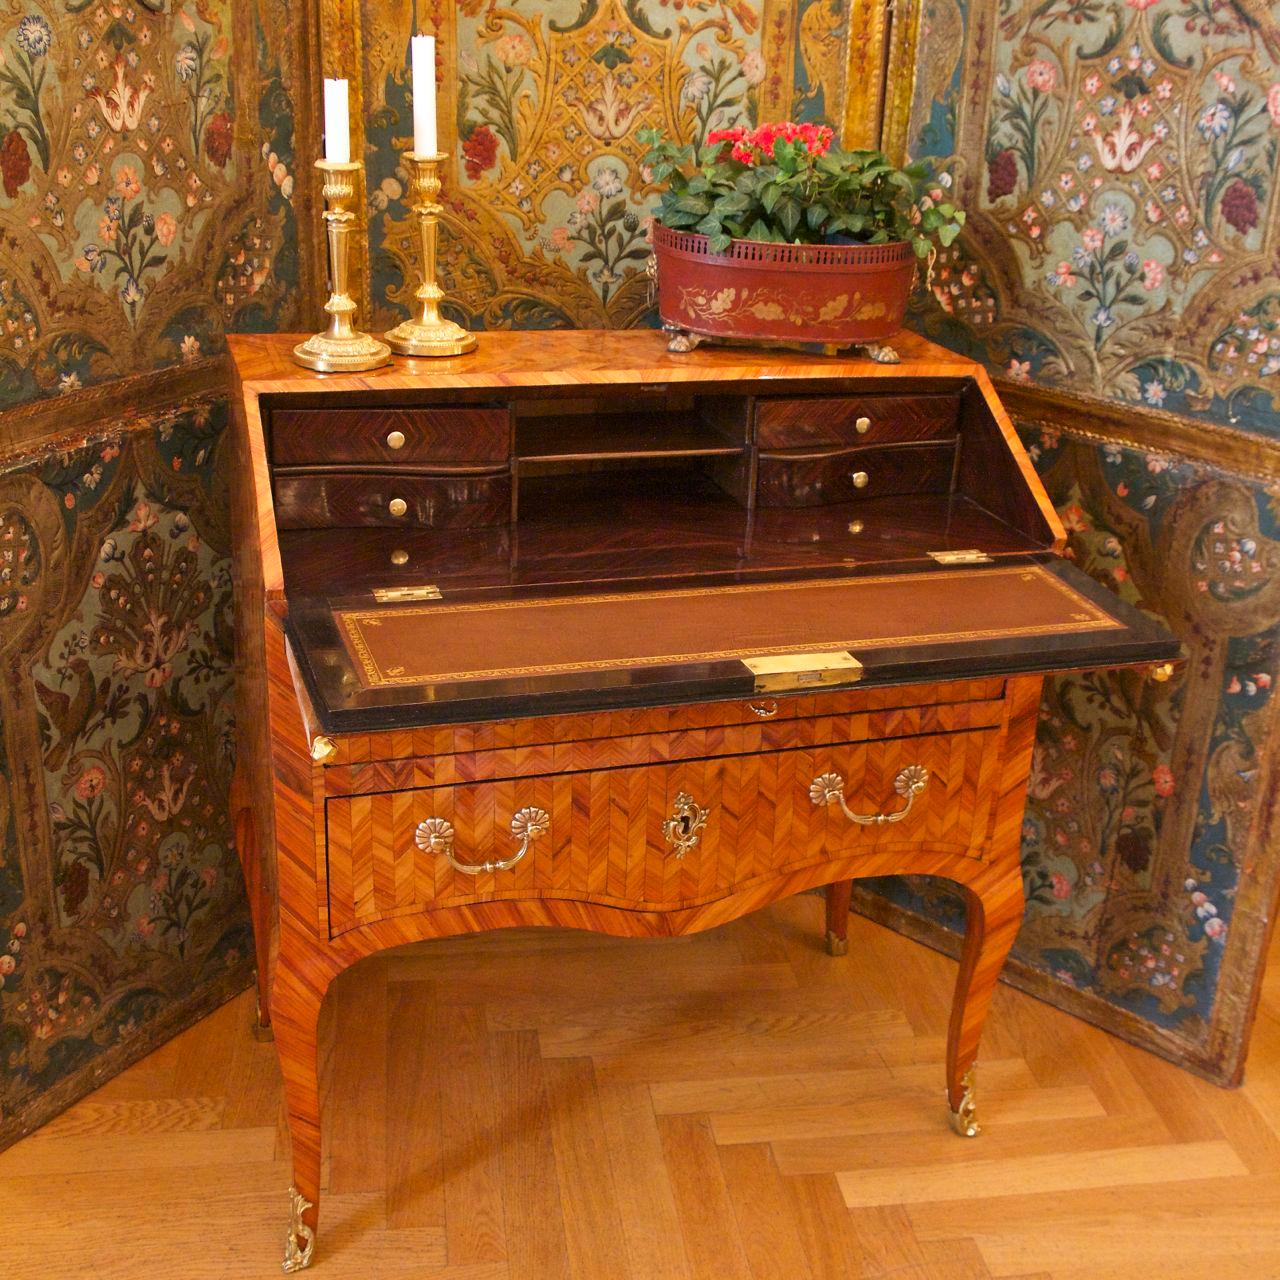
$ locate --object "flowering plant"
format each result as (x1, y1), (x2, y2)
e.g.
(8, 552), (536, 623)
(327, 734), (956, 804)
(639, 121), (963, 259)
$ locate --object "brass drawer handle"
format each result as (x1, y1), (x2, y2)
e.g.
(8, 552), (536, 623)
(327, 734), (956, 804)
(851, 471), (869, 490)
(415, 806), (549, 875)
(749, 699), (778, 719)
(388, 497), (408, 517)
(663, 791), (709, 859)
(855, 415), (871, 434)
(386, 429), (406, 450)
(809, 765), (929, 826)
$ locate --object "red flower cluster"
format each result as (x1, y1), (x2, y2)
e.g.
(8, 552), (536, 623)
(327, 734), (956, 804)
(0, 130), (31, 199)
(462, 124), (498, 180)
(706, 121), (834, 165)
(204, 112), (233, 168)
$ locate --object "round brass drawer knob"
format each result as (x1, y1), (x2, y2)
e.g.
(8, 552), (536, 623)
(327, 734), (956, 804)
(386, 430), (406, 450)
(855, 416), (871, 434)
(851, 471), (870, 490)
(388, 498), (408, 518)
(390, 548), (409, 566)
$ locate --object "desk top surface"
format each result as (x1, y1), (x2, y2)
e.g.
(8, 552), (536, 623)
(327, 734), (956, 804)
(228, 329), (979, 398)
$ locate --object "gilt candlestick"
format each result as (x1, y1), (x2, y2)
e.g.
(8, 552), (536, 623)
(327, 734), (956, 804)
(293, 159), (391, 373)
(384, 152), (477, 357)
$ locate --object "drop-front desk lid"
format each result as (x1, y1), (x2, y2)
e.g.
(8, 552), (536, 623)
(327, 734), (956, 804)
(285, 557), (1180, 734)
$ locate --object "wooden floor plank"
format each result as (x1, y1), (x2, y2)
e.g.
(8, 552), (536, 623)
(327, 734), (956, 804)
(1, 900), (1275, 1279)
(838, 1139), (1249, 1208)
(656, 1113), (754, 1280)
(490, 1029), (571, 1280)
(384, 981), (444, 1229)
(595, 1075), (693, 1280)
(716, 1142), (815, 1280)
(541, 1057), (630, 1280)
(437, 1003), (507, 1266)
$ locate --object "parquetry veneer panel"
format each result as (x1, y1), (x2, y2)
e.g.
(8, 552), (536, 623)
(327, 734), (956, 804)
(227, 329), (1177, 1271)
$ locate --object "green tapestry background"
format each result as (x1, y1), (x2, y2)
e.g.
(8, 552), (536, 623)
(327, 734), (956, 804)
(2, 0), (1279, 1148)
(862, 0), (1280, 1082)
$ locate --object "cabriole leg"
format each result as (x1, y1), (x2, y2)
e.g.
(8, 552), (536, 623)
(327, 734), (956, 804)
(945, 875), (1024, 1137)
(274, 962), (326, 1272)
(824, 880), (853, 956)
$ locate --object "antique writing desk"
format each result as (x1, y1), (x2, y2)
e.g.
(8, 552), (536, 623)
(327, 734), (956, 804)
(228, 330), (1177, 1271)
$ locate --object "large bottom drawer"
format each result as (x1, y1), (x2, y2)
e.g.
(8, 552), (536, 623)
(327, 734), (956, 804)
(324, 726), (1001, 935)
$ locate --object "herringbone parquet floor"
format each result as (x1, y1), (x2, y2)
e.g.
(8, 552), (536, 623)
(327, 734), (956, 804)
(6, 898), (1280, 1279)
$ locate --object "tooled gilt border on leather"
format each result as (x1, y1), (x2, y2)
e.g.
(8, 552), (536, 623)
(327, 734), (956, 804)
(335, 565), (1120, 689)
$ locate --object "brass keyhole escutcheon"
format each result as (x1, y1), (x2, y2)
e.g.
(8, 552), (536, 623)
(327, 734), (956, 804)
(386, 430), (406, 450)
(663, 791), (709, 859)
(388, 498), (408, 518)
(855, 416), (871, 434)
(851, 471), (869, 490)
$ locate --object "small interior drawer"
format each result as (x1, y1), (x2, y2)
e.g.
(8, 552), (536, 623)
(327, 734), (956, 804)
(274, 469), (512, 530)
(271, 406), (510, 466)
(756, 394), (962, 449)
(756, 441), (957, 507)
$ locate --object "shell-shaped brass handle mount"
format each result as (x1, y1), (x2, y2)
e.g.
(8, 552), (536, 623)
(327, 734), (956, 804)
(415, 806), (550, 875)
(809, 765), (929, 826)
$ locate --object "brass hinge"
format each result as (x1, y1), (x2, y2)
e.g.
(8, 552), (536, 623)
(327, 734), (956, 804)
(372, 584), (443, 603)
(742, 651), (864, 693)
(928, 549), (993, 565)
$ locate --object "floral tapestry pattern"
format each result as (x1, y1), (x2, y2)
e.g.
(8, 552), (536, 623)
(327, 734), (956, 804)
(909, 0), (1280, 436)
(0, 400), (252, 1145)
(859, 429), (1280, 1081)
(351, 0), (847, 332)
(0, 0), (302, 408)
(879, 0), (1280, 1082)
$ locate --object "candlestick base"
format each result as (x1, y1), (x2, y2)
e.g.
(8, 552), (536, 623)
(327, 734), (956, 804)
(292, 329), (393, 373)
(384, 317), (477, 358)
(385, 151), (477, 360)
(292, 158), (392, 374)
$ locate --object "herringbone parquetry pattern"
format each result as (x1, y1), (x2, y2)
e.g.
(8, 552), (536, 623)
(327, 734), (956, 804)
(6, 898), (1279, 1280)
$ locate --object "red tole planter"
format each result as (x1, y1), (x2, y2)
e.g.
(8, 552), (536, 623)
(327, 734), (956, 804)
(652, 224), (916, 346)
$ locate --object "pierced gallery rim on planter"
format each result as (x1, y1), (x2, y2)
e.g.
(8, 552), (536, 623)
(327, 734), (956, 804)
(651, 224), (918, 346)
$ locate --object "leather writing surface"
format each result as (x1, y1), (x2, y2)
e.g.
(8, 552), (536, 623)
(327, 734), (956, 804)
(334, 564), (1119, 690)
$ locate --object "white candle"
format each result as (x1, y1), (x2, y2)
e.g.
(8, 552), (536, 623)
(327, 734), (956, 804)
(411, 35), (438, 155)
(323, 78), (350, 163)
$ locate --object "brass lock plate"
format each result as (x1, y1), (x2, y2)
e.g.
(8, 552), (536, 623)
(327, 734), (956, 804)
(742, 651), (863, 692)
(372, 584), (443, 603)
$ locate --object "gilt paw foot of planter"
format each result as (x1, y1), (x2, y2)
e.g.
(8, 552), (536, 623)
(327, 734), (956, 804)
(857, 342), (901, 364)
(664, 327), (704, 353)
